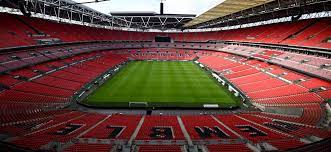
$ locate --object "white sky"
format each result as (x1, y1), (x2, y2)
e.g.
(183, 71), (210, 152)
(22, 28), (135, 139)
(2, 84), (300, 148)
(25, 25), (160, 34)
(73, 0), (225, 16)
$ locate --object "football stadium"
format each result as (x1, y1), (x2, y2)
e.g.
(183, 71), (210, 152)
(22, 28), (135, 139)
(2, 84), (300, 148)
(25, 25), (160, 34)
(0, 0), (331, 151)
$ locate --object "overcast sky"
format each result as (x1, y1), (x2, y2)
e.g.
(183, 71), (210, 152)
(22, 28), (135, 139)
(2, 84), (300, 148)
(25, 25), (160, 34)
(73, 0), (225, 16)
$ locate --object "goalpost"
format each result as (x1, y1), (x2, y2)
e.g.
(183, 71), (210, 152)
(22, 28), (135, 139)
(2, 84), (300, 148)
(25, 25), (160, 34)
(129, 102), (148, 108)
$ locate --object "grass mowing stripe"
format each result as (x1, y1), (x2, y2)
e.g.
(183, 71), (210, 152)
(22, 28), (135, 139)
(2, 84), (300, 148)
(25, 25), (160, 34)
(84, 61), (240, 108)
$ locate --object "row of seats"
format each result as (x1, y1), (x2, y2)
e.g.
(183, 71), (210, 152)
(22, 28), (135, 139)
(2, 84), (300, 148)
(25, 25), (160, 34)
(0, 51), (127, 102)
(0, 42), (115, 73)
(258, 103), (323, 125)
(242, 114), (330, 138)
(0, 51), (127, 129)
(115, 49), (198, 61)
(1, 13), (330, 49)
(197, 54), (327, 105)
(136, 115), (185, 140)
(63, 144), (113, 152)
(181, 115), (237, 139)
(81, 114), (142, 139)
(219, 45), (331, 80)
(11, 113), (106, 150)
(0, 110), (83, 136)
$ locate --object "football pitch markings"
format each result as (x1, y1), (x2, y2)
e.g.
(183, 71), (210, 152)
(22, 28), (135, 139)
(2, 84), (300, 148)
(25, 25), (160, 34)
(83, 61), (240, 108)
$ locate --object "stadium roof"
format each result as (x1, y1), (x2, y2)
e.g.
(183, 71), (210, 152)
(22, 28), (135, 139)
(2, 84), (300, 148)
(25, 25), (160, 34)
(1, 0), (330, 31)
(184, 0), (274, 27)
(75, 0), (221, 16)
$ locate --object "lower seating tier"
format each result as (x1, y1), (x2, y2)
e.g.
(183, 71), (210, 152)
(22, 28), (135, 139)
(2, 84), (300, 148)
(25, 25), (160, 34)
(1, 113), (330, 151)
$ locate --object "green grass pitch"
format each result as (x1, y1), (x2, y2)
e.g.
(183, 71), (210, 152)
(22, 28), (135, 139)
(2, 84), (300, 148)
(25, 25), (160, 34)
(83, 61), (240, 108)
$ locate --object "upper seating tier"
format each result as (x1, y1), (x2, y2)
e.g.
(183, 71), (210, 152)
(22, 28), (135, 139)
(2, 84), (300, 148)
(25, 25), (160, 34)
(0, 13), (330, 50)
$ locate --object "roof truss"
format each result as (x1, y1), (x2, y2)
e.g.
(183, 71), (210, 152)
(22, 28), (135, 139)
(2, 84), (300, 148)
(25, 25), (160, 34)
(111, 15), (193, 30)
(0, 0), (194, 30)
